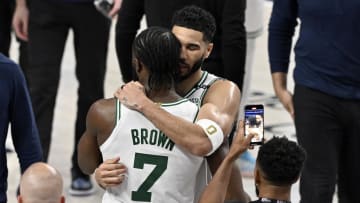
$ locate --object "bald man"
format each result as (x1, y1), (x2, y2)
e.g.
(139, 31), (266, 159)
(18, 162), (65, 203)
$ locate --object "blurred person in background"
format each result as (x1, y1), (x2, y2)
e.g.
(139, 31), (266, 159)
(12, 0), (121, 196)
(269, 0), (360, 202)
(0, 54), (42, 203)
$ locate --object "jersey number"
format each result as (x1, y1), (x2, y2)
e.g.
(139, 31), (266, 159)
(131, 153), (168, 202)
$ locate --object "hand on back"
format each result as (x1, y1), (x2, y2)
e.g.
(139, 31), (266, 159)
(114, 81), (148, 111)
(95, 157), (127, 188)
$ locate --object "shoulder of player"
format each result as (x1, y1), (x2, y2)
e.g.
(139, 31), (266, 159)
(87, 98), (116, 125)
(202, 79), (241, 108)
(207, 79), (240, 98)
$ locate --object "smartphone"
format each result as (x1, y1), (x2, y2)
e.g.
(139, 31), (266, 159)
(94, 0), (114, 19)
(244, 104), (264, 145)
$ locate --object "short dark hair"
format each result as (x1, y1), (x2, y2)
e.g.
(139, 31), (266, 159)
(171, 5), (216, 42)
(257, 136), (306, 186)
(132, 26), (181, 90)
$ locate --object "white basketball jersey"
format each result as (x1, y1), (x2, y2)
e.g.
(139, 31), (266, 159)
(183, 71), (222, 203)
(101, 98), (204, 203)
(184, 71), (221, 107)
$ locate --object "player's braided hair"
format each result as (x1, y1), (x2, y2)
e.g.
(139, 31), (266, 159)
(132, 26), (181, 91)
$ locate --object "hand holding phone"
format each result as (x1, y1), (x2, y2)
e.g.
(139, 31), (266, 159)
(244, 104), (264, 145)
(94, 0), (114, 19)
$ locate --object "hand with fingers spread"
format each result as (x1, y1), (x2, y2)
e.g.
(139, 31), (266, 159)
(95, 157), (127, 189)
(114, 81), (148, 111)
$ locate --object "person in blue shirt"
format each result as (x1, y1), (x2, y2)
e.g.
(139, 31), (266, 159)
(268, 0), (360, 202)
(0, 54), (42, 203)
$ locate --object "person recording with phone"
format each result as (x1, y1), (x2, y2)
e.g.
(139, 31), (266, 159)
(198, 121), (307, 203)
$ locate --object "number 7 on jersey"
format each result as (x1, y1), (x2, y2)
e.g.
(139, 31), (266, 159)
(131, 153), (168, 202)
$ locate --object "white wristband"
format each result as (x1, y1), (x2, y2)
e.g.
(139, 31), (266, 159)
(196, 119), (224, 156)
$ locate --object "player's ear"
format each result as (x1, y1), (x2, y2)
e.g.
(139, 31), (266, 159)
(132, 58), (143, 74)
(204, 42), (213, 58)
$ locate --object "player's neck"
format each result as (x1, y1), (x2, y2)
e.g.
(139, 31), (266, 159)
(258, 184), (291, 202)
(176, 70), (203, 96)
(147, 88), (181, 103)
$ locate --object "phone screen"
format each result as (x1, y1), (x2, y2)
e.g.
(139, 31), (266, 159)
(244, 104), (264, 145)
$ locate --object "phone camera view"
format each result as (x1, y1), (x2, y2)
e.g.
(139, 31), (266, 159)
(245, 105), (264, 145)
